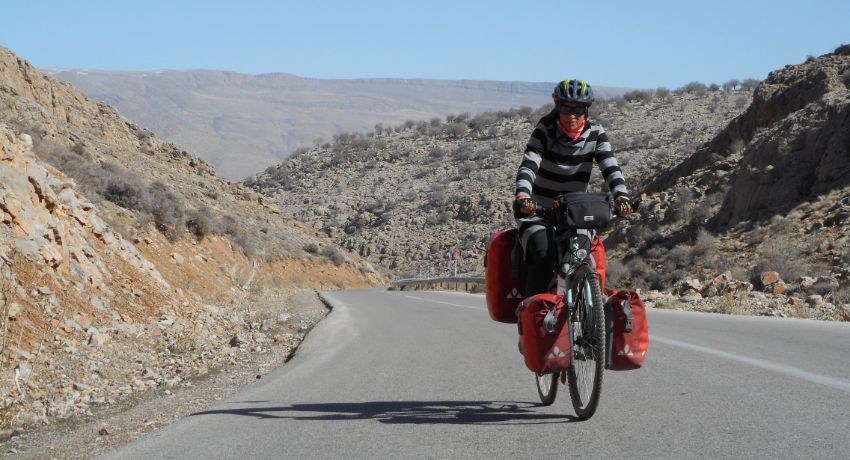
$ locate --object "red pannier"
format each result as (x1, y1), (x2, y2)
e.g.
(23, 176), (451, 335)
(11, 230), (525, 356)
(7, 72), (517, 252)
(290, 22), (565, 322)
(517, 293), (571, 373)
(605, 290), (650, 371)
(591, 235), (607, 293)
(484, 229), (525, 323)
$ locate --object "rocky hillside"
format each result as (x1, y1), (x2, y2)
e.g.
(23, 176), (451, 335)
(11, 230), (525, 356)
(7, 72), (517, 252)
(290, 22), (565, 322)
(0, 48), (379, 433)
(617, 45), (850, 320)
(247, 88), (752, 276)
(249, 47), (850, 322)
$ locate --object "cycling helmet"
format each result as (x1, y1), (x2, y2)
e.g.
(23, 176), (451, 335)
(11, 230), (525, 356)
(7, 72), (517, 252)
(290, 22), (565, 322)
(552, 79), (594, 106)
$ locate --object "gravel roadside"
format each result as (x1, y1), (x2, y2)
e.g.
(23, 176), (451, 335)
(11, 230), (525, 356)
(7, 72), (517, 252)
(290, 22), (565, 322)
(2, 290), (332, 459)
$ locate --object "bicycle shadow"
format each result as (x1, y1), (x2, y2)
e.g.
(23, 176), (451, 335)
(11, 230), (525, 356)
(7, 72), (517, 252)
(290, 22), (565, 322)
(192, 400), (581, 425)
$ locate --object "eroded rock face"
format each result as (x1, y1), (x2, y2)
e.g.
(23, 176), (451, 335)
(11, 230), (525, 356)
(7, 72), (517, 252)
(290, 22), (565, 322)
(0, 127), (170, 290)
(0, 47), (381, 434)
(649, 50), (850, 228)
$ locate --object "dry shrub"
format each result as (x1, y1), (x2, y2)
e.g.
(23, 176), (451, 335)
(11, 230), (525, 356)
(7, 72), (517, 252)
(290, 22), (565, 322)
(715, 293), (748, 316)
(692, 228), (717, 257)
(753, 237), (810, 282)
(653, 297), (683, 310)
(321, 245), (345, 266)
(605, 259), (627, 289)
(787, 305), (814, 319)
(665, 245), (692, 269)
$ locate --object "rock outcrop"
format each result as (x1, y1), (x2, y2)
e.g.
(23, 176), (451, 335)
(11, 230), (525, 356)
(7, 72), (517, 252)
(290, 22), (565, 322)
(0, 47), (380, 433)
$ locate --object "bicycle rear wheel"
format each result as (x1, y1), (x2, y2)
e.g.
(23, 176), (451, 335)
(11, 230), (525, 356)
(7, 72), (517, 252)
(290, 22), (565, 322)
(567, 273), (605, 420)
(535, 372), (558, 405)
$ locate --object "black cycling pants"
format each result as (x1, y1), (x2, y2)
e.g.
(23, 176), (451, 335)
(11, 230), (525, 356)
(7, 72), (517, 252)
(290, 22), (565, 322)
(524, 228), (557, 296)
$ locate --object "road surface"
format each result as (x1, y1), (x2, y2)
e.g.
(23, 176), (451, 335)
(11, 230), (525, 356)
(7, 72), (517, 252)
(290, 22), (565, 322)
(102, 288), (850, 459)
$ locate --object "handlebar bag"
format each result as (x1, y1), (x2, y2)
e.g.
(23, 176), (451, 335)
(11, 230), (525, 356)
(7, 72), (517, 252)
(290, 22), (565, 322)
(517, 293), (571, 373)
(555, 192), (612, 229)
(604, 290), (650, 371)
(484, 229), (526, 323)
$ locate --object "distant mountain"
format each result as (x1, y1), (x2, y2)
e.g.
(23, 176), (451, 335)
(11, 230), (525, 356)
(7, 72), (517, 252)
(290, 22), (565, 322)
(47, 68), (631, 179)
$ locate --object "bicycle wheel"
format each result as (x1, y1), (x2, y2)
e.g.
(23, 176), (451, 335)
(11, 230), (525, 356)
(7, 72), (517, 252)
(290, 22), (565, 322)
(535, 372), (558, 405)
(567, 273), (605, 420)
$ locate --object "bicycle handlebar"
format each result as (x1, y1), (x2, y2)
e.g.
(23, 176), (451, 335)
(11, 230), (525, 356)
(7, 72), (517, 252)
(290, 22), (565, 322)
(520, 196), (642, 222)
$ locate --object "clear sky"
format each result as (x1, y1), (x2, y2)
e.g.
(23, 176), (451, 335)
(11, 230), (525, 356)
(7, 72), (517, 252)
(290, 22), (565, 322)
(2, 0), (848, 89)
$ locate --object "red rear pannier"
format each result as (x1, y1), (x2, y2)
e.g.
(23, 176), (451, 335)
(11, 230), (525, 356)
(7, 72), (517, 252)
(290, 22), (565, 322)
(517, 293), (571, 373)
(484, 229), (525, 323)
(591, 235), (607, 293)
(605, 290), (650, 371)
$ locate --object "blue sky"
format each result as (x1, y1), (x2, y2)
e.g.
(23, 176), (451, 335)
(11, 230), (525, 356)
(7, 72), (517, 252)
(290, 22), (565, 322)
(2, 0), (848, 89)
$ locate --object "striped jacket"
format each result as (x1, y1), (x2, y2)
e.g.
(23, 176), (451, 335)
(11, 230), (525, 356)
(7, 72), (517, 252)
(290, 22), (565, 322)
(515, 111), (628, 208)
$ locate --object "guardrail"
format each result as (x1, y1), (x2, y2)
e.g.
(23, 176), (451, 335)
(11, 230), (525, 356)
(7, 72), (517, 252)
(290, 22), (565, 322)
(389, 276), (485, 293)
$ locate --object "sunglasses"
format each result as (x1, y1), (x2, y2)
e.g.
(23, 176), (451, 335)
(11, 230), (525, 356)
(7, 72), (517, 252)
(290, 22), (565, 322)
(557, 104), (588, 115)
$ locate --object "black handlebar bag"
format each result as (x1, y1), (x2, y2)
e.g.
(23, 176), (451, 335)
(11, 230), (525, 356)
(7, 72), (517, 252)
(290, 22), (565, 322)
(555, 192), (612, 230)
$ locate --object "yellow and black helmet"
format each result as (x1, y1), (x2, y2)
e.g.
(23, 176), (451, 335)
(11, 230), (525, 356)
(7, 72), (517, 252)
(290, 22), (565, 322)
(552, 79), (594, 106)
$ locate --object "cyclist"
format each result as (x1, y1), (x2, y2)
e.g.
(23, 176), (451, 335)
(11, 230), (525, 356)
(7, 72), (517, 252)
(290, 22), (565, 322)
(514, 79), (634, 296)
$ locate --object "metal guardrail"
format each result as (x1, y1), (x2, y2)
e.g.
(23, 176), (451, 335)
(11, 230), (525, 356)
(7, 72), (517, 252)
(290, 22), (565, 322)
(389, 276), (485, 292)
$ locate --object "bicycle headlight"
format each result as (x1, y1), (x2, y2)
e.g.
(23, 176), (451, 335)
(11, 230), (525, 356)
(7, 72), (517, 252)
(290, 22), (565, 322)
(576, 249), (588, 260)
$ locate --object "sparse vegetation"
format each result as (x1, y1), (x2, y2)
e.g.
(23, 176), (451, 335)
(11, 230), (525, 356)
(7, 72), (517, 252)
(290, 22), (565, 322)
(679, 81), (707, 95)
(321, 244), (345, 265)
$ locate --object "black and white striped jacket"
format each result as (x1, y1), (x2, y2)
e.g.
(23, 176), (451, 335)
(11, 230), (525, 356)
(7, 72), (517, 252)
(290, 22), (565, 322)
(515, 111), (628, 208)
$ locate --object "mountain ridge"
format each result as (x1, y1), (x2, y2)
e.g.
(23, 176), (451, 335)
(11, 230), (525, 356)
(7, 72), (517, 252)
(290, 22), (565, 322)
(47, 66), (632, 179)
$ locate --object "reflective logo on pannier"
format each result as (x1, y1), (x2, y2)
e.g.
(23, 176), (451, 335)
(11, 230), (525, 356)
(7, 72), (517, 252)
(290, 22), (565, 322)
(546, 346), (566, 361)
(506, 288), (523, 299)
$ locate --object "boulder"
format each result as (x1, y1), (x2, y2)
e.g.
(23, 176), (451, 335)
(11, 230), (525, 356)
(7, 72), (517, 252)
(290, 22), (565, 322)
(760, 271), (782, 286)
(767, 280), (787, 295)
(170, 253), (184, 265)
(677, 278), (702, 295)
(88, 332), (112, 347)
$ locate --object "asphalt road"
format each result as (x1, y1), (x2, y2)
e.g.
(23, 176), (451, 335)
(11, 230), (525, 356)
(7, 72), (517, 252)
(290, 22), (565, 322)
(102, 289), (850, 459)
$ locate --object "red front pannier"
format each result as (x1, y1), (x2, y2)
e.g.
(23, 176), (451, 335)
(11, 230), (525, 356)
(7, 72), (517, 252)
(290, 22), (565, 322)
(517, 293), (571, 373)
(484, 229), (525, 323)
(605, 290), (650, 371)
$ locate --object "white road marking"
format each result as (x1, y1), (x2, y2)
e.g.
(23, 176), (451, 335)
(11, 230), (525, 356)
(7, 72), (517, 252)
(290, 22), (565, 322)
(654, 335), (850, 395)
(402, 294), (486, 311)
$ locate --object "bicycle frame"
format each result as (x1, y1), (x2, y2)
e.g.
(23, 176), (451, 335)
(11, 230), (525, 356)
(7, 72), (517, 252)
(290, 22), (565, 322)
(543, 230), (599, 333)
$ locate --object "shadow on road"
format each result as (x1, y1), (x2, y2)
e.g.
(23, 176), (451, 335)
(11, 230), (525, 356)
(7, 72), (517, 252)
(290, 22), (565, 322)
(192, 400), (579, 425)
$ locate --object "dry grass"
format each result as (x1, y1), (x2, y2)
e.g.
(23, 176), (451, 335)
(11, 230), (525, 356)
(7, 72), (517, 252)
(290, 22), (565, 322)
(715, 293), (749, 316)
(787, 305), (814, 319)
(652, 297), (685, 310)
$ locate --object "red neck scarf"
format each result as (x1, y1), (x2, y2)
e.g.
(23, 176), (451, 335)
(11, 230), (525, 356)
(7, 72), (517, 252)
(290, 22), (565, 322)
(559, 118), (586, 141)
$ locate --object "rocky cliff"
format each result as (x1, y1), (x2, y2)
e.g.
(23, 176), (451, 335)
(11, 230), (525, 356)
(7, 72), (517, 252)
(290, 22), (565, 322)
(0, 47), (379, 433)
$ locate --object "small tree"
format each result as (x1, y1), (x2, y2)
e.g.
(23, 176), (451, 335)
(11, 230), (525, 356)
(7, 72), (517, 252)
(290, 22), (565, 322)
(680, 81), (707, 95)
(741, 78), (760, 91)
(444, 122), (467, 139)
(722, 79), (741, 92)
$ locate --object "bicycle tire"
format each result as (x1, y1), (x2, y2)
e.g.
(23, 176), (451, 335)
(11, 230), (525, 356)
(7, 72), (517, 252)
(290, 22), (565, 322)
(567, 273), (605, 420)
(535, 372), (558, 405)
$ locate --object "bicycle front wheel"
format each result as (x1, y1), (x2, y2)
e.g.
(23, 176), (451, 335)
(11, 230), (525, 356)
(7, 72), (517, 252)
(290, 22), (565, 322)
(535, 372), (558, 405)
(567, 273), (605, 420)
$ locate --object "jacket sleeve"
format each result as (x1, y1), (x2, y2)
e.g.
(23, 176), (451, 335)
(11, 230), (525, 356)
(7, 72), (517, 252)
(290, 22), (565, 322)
(593, 125), (628, 198)
(515, 124), (546, 198)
